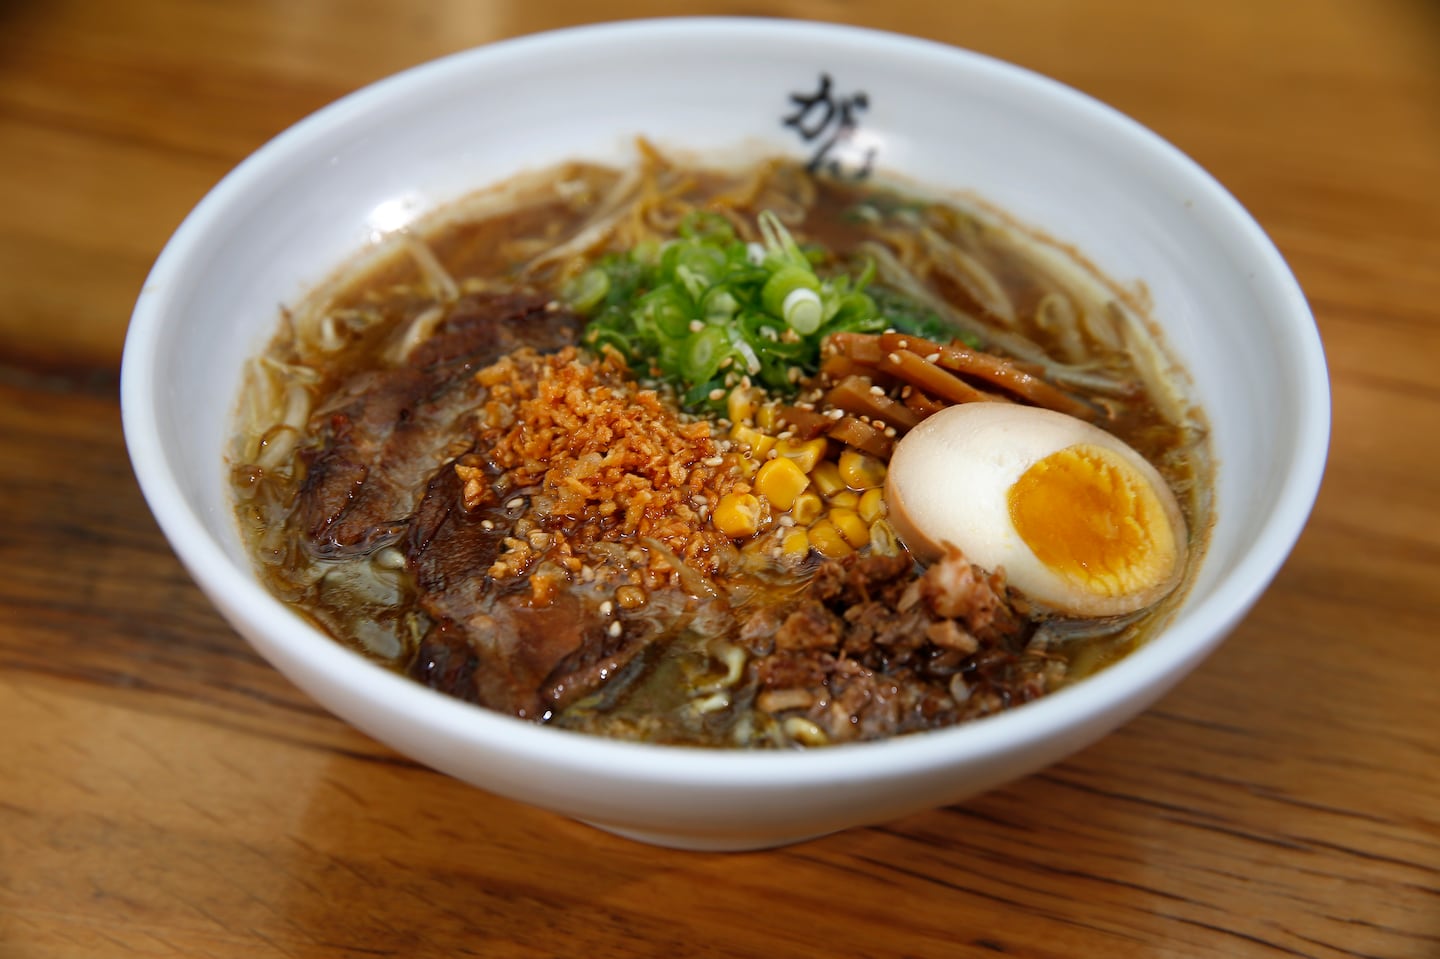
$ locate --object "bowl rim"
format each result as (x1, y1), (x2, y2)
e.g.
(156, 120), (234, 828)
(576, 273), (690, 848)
(121, 16), (1331, 788)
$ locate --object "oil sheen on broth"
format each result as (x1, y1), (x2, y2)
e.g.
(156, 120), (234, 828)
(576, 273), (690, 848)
(230, 147), (1210, 749)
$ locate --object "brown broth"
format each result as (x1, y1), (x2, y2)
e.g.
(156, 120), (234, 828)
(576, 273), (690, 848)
(230, 155), (1210, 748)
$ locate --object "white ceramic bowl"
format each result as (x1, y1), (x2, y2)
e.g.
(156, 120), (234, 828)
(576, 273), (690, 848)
(121, 18), (1329, 850)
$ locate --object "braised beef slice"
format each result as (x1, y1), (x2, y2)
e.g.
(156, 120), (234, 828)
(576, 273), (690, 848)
(289, 288), (652, 719)
(295, 292), (579, 557)
(403, 453), (656, 719)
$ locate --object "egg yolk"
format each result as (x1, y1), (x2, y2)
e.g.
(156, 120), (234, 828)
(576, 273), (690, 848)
(1007, 443), (1178, 599)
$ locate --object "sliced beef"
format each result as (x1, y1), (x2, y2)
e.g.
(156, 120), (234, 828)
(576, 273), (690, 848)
(402, 453), (658, 720)
(286, 286), (664, 721)
(410, 596), (608, 720)
(403, 452), (508, 611)
(294, 292), (579, 558)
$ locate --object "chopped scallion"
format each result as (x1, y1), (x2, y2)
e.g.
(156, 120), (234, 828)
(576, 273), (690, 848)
(567, 209), (950, 410)
(782, 287), (822, 335)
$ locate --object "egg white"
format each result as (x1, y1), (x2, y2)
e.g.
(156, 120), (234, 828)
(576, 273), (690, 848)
(885, 403), (1188, 618)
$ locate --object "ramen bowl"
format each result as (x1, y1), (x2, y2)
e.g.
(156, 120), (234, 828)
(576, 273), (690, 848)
(121, 18), (1328, 850)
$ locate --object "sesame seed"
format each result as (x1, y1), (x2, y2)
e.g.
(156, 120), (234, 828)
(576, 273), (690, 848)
(887, 352), (901, 364)
(868, 385), (885, 397)
(608, 621), (622, 637)
(506, 497), (525, 510)
(703, 456), (724, 467)
(825, 408), (846, 420)
(895, 338), (909, 350)
(599, 600), (614, 616)
(480, 519), (496, 530)
(708, 388), (726, 401)
(766, 449), (778, 459)
(689, 320), (705, 333)
(884, 427), (898, 438)
(924, 352), (941, 363)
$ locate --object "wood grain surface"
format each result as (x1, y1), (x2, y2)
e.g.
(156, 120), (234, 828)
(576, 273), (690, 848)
(2, 1), (1437, 956)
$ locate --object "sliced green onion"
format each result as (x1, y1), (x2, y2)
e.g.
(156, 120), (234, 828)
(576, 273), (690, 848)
(636, 286), (693, 339)
(682, 325), (730, 383)
(572, 208), (959, 408)
(565, 268), (610, 314)
(678, 210), (733, 241)
(760, 265), (820, 318)
(703, 287), (739, 323)
(854, 256), (876, 293)
(728, 328), (763, 376)
(782, 288), (823, 335)
(757, 210), (807, 267)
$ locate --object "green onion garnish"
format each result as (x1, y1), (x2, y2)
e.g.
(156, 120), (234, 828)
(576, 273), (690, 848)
(568, 209), (941, 410)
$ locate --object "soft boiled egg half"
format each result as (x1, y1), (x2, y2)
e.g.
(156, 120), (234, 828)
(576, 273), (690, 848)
(885, 403), (1188, 618)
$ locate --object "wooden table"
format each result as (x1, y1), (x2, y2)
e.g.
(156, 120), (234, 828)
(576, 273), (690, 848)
(3, 2), (1436, 956)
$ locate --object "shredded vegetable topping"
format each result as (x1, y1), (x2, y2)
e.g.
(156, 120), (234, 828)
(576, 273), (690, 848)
(568, 210), (949, 410)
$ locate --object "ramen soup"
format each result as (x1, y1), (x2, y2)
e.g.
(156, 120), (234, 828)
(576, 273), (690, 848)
(231, 144), (1211, 748)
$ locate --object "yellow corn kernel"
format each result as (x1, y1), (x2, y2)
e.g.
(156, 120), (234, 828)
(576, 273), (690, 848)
(727, 385), (762, 425)
(755, 456), (810, 511)
(774, 437), (828, 474)
(714, 492), (762, 539)
(869, 518), (900, 556)
(810, 461), (846, 497)
(828, 489), (860, 510)
(859, 487), (887, 523)
(730, 423), (776, 461)
(791, 491), (824, 525)
(781, 529), (811, 557)
(829, 507), (870, 548)
(807, 518), (855, 558)
(756, 403), (782, 432)
(838, 449), (887, 490)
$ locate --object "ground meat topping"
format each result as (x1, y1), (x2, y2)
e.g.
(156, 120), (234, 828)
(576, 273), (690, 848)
(744, 546), (1063, 744)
